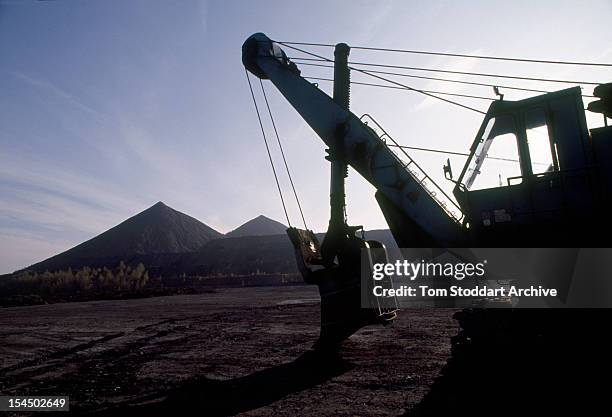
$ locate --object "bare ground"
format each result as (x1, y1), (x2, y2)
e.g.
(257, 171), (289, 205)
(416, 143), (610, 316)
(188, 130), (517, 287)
(0, 286), (458, 416)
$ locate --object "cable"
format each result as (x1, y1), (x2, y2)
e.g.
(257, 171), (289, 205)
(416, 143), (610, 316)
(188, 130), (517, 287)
(354, 66), (486, 114)
(276, 41), (612, 67)
(293, 60), (596, 98)
(259, 79), (309, 230)
(385, 143), (548, 166)
(275, 41), (335, 48)
(289, 56), (602, 86)
(304, 76), (495, 101)
(347, 60), (603, 86)
(277, 42), (486, 114)
(244, 69), (291, 227)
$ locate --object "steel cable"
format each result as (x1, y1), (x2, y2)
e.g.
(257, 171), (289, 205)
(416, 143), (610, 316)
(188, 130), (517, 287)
(244, 69), (292, 227)
(259, 79), (309, 230)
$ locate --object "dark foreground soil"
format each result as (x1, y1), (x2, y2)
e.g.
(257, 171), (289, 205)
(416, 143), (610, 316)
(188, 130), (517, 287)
(0, 286), (458, 416)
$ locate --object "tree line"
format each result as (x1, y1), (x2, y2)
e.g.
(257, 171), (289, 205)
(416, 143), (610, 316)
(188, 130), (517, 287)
(1, 262), (150, 296)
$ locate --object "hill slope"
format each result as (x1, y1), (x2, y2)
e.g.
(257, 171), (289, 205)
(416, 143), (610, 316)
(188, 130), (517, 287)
(25, 202), (222, 272)
(225, 215), (287, 238)
(178, 228), (399, 277)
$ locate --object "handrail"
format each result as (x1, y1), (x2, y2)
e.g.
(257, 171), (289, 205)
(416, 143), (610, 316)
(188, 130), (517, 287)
(359, 114), (465, 222)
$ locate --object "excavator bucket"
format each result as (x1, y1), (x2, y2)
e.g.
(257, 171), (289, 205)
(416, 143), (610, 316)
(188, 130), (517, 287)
(287, 227), (397, 350)
(286, 227), (324, 284)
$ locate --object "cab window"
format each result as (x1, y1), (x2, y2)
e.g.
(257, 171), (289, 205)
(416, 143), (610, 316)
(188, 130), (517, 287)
(465, 114), (522, 190)
(525, 107), (555, 174)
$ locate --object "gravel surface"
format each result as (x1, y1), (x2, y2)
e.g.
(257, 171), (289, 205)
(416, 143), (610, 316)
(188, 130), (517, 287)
(0, 286), (458, 416)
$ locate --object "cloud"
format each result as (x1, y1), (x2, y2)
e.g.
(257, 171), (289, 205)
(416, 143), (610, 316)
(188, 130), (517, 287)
(0, 230), (74, 274)
(0, 150), (150, 272)
(358, 1), (395, 43)
(0, 152), (142, 219)
(199, 0), (208, 34)
(8, 70), (103, 119)
(413, 49), (489, 112)
(0, 189), (121, 236)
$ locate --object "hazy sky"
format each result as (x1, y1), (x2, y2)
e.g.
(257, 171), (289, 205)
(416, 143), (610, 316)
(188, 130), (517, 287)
(1, 0), (610, 273)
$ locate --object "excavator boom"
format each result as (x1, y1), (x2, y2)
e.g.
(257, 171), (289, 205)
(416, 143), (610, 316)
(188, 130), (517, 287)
(243, 33), (465, 247)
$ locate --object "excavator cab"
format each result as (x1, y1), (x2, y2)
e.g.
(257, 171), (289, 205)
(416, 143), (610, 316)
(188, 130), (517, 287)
(452, 87), (611, 245)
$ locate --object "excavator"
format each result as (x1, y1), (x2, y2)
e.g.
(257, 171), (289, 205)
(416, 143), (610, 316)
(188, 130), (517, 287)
(242, 33), (612, 351)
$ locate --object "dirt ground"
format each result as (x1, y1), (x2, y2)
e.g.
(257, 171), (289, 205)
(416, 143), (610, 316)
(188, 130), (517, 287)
(0, 286), (458, 416)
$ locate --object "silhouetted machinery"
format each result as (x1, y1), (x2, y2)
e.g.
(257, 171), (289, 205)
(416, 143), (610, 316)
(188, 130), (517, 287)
(242, 33), (612, 349)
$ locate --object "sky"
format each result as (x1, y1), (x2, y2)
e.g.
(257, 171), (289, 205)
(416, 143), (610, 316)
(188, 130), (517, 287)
(0, 0), (610, 273)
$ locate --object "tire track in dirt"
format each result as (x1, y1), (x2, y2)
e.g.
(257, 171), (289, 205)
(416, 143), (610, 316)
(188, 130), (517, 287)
(37, 321), (195, 408)
(0, 319), (182, 392)
(0, 332), (126, 376)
